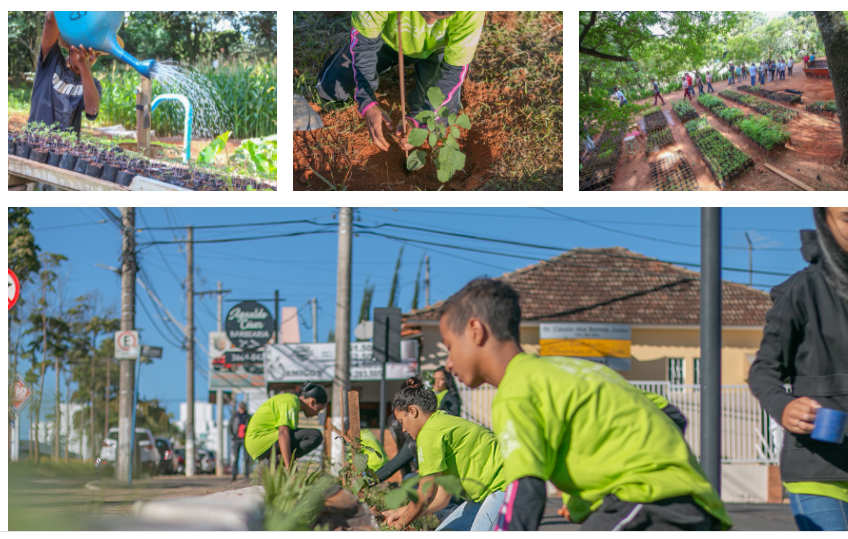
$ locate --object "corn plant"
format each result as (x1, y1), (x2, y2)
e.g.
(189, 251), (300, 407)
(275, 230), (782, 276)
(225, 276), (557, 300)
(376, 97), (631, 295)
(406, 87), (472, 183)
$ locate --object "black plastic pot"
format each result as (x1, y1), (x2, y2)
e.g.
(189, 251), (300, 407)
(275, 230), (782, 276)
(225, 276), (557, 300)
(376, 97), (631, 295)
(31, 148), (50, 164)
(15, 142), (32, 160)
(59, 152), (78, 171)
(74, 158), (90, 175)
(9, 141), (16, 155)
(102, 164), (120, 183)
(116, 170), (135, 187)
(47, 151), (63, 167)
(85, 162), (104, 179)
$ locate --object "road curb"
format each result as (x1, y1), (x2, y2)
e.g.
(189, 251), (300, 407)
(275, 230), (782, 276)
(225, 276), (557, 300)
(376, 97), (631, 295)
(130, 485), (266, 531)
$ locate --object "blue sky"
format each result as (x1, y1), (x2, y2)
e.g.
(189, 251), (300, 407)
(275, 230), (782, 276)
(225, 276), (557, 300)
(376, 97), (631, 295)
(14, 207), (817, 432)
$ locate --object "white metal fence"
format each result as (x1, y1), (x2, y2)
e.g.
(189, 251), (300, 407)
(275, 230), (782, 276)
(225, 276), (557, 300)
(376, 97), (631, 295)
(457, 380), (779, 464)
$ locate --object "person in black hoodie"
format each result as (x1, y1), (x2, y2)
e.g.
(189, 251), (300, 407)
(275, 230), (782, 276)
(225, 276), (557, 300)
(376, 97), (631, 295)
(748, 207), (848, 531)
(228, 402), (252, 481)
(433, 366), (462, 417)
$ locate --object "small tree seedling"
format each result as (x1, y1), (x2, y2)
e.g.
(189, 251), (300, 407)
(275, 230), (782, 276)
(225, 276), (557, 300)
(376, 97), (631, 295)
(405, 87), (471, 183)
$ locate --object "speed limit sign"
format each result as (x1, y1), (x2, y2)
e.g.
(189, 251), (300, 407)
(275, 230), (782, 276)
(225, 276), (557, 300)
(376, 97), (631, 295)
(114, 330), (140, 359)
(8, 269), (20, 311)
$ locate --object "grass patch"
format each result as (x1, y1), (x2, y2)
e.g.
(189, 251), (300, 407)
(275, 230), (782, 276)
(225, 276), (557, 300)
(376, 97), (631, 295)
(10, 458), (96, 478)
(9, 86), (31, 114)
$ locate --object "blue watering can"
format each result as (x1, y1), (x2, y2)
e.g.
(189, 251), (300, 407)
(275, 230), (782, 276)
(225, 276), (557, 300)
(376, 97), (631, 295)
(55, 11), (157, 79)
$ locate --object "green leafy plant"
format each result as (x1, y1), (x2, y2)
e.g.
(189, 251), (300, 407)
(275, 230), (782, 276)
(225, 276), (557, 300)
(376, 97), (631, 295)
(738, 115), (790, 151)
(717, 107), (745, 126)
(197, 131), (231, 166)
(383, 474), (467, 510)
(233, 137), (277, 179)
(671, 100), (699, 122)
(697, 94), (725, 113)
(406, 87), (472, 183)
(262, 452), (336, 531)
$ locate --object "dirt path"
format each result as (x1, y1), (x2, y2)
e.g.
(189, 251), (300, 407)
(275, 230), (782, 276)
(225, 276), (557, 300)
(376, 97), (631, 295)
(609, 75), (846, 191)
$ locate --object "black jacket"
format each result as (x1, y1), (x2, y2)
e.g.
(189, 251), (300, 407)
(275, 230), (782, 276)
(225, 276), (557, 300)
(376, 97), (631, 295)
(228, 412), (251, 442)
(439, 391), (462, 417)
(748, 230), (848, 482)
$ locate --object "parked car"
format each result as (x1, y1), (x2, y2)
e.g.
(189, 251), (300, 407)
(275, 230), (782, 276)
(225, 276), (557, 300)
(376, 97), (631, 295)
(95, 427), (160, 478)
(154, 437), (177, 475)
(173, 448), (186, 474)
(196, 448), (216, 474)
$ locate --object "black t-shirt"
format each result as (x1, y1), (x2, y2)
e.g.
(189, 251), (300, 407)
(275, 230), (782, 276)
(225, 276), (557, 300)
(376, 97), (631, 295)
(28, 42), (102, 136)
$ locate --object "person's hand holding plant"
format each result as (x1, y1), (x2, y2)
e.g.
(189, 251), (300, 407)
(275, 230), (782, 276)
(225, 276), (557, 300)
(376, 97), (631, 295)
(364, 105), (394, 152)
(781, 396), (821, 434)
(381, 507), (408, 530)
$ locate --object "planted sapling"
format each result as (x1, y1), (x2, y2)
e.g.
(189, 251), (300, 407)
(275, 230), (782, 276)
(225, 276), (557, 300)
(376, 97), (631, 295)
(404, 88), (471, 183)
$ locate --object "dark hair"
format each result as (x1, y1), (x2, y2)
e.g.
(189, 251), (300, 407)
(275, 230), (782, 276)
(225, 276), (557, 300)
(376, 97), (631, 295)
(392, 376), (437, 413)
(438, 278), (521, 343)
(299, 382), (328, 405)
(435, 366), (460, 396)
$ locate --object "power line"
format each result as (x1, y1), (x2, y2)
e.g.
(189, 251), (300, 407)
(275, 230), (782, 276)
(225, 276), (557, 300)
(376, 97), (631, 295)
(137, 218), (331, 231)
(138, 228), (337, 247)
(138, 209), (184, 288)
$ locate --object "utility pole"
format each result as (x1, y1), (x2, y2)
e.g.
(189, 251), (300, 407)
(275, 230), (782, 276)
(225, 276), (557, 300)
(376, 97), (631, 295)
(54, 353), (60, 460)
(185, 226), (195, 477)
(90, 328), (96, 462)
(425, 256), (430, 307)
(117, 208), (136, 482)
(332, 208), (353, 471)
(700, 208), (722, 494)
(312, 298), (318, 343)
(274, 290), (280, 344)
(216, 281), (224, 476)
(744, 233), (753, 287)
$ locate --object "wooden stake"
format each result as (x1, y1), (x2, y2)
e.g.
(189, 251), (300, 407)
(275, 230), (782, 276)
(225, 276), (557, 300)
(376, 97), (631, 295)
(763, 164), (815, 191)
(397, 12), (408, 160)
(348, 390), (361, 457)
(135, 76), (152, 158)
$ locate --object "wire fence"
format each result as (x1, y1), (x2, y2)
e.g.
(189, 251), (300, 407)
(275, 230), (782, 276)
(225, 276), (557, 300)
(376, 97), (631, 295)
(457, 380), (780, 464)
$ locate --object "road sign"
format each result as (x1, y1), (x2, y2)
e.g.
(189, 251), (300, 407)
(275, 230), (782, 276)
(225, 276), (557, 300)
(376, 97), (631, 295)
(141, 345), (163, 359)
(373, 308), (402, 363)
(114, 330), (140, 359)
(12, 377), (32, 411)
(225, 301), (274, 350)
(8, 269), (21, 310)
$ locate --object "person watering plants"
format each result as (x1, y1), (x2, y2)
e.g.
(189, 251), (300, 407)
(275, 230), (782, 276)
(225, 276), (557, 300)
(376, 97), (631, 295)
(245, 383), (327, 470)
(436, 278), (732, 531)
(315, 11), (485, 152)
(28, 11), (103, 138)
(381, 376), (506, 531)
(749, 207), (848, 532)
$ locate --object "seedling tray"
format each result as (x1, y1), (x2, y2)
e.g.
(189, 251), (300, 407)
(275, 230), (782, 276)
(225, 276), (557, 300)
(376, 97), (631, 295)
(579, 128), (623, 191)
(646, 127), (675, 153)
(649, 151), (699, 191)
(644, 111), (669, 133)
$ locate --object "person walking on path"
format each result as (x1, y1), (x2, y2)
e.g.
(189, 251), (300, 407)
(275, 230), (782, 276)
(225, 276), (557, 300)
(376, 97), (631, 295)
(788, 57), (794, 76)
(728, 62), (735, 85)
(769, 61), (776, 83)
(682, 76), (693, 101)
(804, 54), (810, 68)
(748, 207), (848, 532)
(705, 72), (715, 93)
(695, 74), (704, 95)
(228, 402), (252, 481)
(759, 62), (766, 85)
(737, 64), (744, 85)
(651, 78), (665, 106)
(749, 63), (758, 87)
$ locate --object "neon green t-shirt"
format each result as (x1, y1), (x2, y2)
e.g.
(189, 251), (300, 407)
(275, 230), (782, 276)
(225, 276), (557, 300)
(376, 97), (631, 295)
(351, 12), (485, 66)
(492, 353), (732, 529)
(360, 429), (389, 471)
(245, 393), (300, 459)
(416, 410), (506, 502)
(436, 390), (448, 408)
(784, 482), (848, 504)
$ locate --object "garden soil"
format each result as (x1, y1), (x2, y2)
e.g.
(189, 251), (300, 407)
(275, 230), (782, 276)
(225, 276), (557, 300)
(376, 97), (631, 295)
(611, 75), (846, 191)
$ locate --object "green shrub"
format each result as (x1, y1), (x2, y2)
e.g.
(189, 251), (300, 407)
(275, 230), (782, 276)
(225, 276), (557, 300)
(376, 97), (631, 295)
(717, 107), (745, 125)
(738, 115), (790, 151)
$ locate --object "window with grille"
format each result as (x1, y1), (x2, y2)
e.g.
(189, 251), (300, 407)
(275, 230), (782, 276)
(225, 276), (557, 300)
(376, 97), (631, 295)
(668, 358), (685, 386)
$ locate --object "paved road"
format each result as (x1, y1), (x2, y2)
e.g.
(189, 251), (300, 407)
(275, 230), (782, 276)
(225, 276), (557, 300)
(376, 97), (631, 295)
(540, 498), (797, 531)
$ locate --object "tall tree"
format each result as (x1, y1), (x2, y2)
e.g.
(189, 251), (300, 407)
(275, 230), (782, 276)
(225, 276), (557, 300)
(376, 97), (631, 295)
(814, 11), (848, 166)
(387, 246), (404, 309)
(410, 254), (425, 311)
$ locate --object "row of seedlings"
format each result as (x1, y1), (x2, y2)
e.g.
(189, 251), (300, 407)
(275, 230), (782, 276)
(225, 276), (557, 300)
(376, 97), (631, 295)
(672, 100), (700, 124)
(806, 100), (838, 118)
(700, 94), (790, 152)
(643, 107), (669, 133)
(579, 127), (625, 191)
(737, 85), (802, 105)
(649, 150), (699, 191)
(646, 127), (675, 153)
(718, 90), (798, 124)
(684, 118), (754, 189)
(8, 123), (269, 191)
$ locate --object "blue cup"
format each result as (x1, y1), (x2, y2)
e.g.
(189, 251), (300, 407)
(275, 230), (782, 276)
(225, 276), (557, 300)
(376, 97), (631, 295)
(811, 407), (848, 444)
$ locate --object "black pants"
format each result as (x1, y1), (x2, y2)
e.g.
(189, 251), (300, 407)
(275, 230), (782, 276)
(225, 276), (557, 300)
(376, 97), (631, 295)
(375, 441), (417, 482)
(580, 494), (723, 531)
(255, 428), (323, 462)
(231, 439), (251, 479)
(315, 41), (463, 120)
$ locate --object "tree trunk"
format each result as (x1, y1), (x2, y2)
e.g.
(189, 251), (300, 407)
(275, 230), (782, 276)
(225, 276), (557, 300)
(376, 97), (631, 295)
(65, 372), (71, 461)
(814, 11), (848, 166)
(54, 358), (60, 460)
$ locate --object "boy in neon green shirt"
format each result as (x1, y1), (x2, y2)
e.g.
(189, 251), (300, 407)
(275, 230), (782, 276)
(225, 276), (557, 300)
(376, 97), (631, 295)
(436, 278), (733, 531)
(316, 12), (485, 152)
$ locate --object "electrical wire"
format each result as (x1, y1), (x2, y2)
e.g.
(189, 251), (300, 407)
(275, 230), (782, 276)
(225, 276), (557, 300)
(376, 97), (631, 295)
(138, 209), (184, 289)
(138, 228), (337, 247)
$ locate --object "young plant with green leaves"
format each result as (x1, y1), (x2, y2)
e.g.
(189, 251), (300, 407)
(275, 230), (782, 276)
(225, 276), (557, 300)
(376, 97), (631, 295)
(405, 87), (472, 183)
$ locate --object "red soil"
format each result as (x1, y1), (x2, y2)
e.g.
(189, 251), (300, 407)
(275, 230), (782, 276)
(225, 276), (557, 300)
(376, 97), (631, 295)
(610, 75), (847, 191)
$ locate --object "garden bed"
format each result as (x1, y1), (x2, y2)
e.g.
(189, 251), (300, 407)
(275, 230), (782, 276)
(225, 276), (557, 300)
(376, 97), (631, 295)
(672, 100), (700, 123)
(649, 150), (699, 191)
(738, 85), (802, 105)
(806, 100), (838, 118)
(8, 125), (272, 191)
(646, 126), (675, 153)
(579, 128), (624, 191)
(718, 90), (797, 124)
(644, 110), (669, 133)
(684, 118), (754, 188)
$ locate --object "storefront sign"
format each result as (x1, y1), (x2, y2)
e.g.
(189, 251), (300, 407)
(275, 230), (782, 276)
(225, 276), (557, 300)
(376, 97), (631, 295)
(225, 301), (274, 350)
(540, 322), (631, 371)
(208, 331), (265, 390)
(264, 343), (417, 383)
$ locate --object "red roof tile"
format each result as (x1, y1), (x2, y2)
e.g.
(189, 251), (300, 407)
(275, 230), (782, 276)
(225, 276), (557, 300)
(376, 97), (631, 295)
(405, 247), (773, 326)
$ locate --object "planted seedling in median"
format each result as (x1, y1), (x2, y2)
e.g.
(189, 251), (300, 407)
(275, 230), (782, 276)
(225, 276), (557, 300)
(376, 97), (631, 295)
(405, 87), (471, 183)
